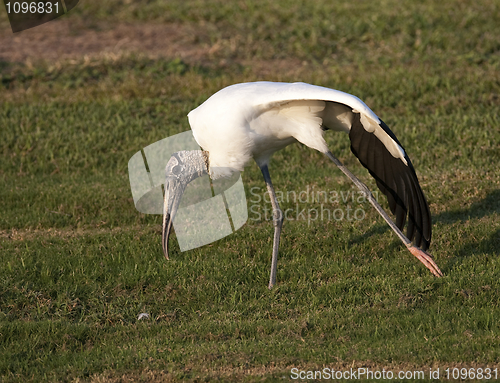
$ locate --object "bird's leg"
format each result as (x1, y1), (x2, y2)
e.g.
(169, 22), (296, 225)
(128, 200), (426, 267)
(260, 164), (284, 289)
(325, 151), (443, 277)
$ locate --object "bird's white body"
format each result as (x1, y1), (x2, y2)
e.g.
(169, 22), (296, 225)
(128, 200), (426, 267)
(188, 82), (406, 178)
(162, 81), (442, 288)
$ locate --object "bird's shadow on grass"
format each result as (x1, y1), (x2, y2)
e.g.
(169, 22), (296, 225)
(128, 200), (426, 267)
(348, 189), (500, 262)
(348, 223), (389, 247)
(433, 189), (500, 226)
(433, 189), (500, 264)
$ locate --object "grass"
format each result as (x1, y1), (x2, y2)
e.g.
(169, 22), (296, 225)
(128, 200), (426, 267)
(1, 0), (500, 381)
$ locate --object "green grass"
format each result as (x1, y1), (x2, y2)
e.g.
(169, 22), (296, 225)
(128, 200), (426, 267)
(1, 0), (500, 381)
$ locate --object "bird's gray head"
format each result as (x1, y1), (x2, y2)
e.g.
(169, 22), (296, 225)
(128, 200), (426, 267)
(162, 150), (209, 259)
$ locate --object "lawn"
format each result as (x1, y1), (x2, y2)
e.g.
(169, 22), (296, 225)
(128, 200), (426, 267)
(1, 0), (499, 381)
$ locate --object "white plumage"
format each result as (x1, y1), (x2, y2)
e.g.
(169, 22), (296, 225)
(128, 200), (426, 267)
(162, 81), (442, 288)
(188, 82), (407, 176)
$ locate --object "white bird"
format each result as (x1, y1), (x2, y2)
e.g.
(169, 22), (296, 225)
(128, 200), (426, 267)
(162, 81), (443, 289)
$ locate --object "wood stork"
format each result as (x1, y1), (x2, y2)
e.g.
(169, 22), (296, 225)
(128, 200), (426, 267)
(162, 81), (443, 289)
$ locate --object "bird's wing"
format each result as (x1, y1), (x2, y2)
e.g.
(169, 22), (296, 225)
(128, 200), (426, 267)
(348, 113), (431, 251)
(255, 83), (431, 250)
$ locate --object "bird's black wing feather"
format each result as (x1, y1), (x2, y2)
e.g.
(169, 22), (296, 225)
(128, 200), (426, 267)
(348, 114), (431, 250)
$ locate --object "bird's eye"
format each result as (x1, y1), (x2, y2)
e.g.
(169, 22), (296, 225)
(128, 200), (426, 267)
(172, 165), (182, 175)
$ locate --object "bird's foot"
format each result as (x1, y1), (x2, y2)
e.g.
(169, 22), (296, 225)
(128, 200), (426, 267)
(407, 246), (443, 277)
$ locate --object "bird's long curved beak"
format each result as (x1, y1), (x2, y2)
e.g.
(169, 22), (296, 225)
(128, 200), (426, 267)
(162, 177), (186, 260)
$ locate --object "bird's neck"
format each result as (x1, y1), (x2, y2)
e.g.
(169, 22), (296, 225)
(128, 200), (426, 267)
(171, 150), (210, 184)
(201, 150), (210, 173)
